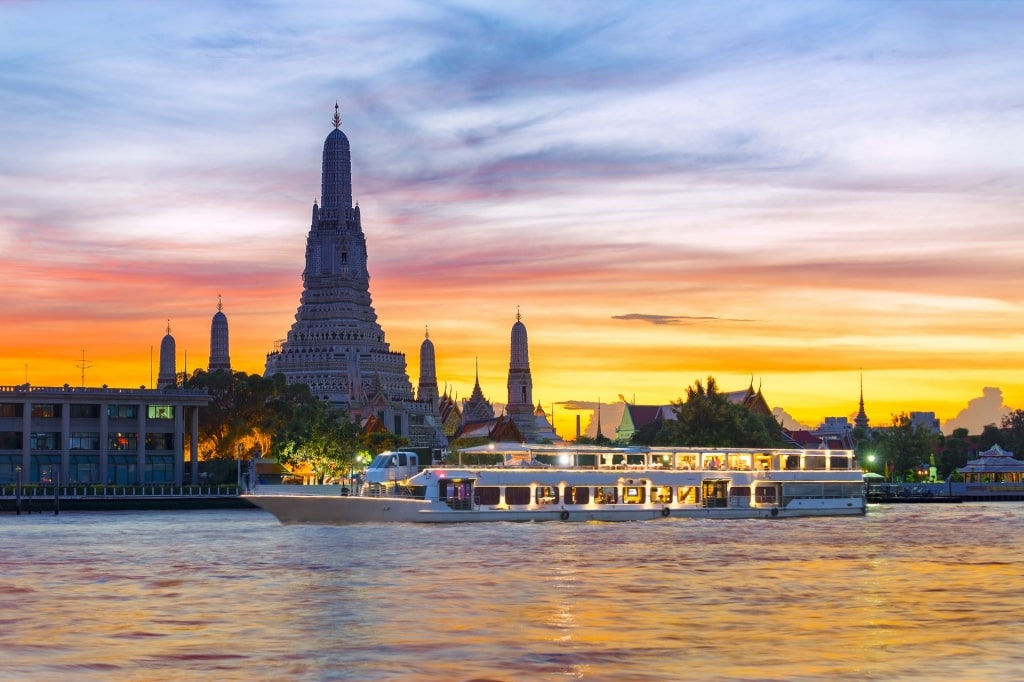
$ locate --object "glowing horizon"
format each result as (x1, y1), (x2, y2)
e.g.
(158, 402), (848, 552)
(2, 1), (1023, 439)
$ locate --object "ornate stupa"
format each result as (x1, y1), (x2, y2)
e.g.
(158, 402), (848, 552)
(265, 104), (443, 448)
(417, 327), (439, 407)
(506, 308), (538, 441)
(461, 358), (495, 423)
(208, 295), (231, 371)
(157, 321), (177, 388)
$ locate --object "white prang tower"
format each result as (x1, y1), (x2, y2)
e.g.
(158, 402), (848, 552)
(264, 104), (443, 448)
(506, 308), (538, 442)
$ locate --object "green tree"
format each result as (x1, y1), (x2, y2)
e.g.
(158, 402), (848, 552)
(873, 413), (938, 481)
(182, 369), (340, 462)
(999, 409), (1024, 457)
(978, 424), (1003, 452)
(278, 409), (362, 484)
(938, 427), (972, 479)
(359, 430), (411, 456)
(653, 377), (785, 447)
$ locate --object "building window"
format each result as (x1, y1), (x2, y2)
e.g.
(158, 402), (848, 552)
(107, 454), (136, 485)
(0, 403), (23, 418)
(0, 431), (23, 449)
(69, 432), (101, 450)
(107, 405), (138, 419)
(147, 405), (174, 419)
(145, 433), (174, 451)
(31, 454), (61, 484)
(30, 432), (61, 450)
(70, 404), (101, 418)
(69, 455), (99, 484)
(31, 404), (60, 418)
(146, 454), (174, 483)
(109, 432), (139, 451)
(0, 455), (22, 483)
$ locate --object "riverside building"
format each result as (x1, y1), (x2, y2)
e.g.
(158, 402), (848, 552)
(0, 384), (209, 485)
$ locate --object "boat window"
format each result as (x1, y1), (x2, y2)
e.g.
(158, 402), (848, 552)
(728, 486), (751, 497)
(703, 455), (724, 470)
(754, 453), (773, 471)
(822, 483), (845, 498)
(505, 486), (530, 505)
(804, 455), (827, 470)
(677, 486), (699, 504)
(369, 454), (394, 469)
(625, 453), (646, 467)
(623, 486), (645, 504)
(594, 486), (618, 504)
(676, 454), (697, 470)
(568, 486), (590, 504)
(782, 482), (824, 498)
(652, 485), (671, 503)
(727, 454), (752, 471)
(785, 455), (801, 470)
(535, 486), (559, 505)
(475, 486), (500, 505)
(755, 486), (777, 503)
(829, 455), (851, 470)
(397, 452), (408, 466)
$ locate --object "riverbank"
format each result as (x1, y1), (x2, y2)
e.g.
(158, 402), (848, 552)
(0, 486), (256, 514)
(2, 497), (256, 513)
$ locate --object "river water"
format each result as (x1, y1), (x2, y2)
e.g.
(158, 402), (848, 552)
(2, 503), (1023, 681)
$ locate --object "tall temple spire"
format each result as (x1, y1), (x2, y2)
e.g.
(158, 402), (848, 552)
(417, 324), (439, 406)
(209, 296), (231, 372)
(507, 309), (538, 441)
(320, 102), (353, 215)
(157, 321), (177, 388)
(854, 368), (870, 430)
(264, 107), (445, 449)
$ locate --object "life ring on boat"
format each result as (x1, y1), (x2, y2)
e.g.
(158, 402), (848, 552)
(560, 510), (570, 521)
(661, 507), (671, 517)
(770, 507), (779, 517)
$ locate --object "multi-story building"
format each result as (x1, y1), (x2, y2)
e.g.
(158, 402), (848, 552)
(0, 385), (209, 485)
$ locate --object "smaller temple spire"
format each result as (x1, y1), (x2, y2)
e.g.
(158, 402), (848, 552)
(425, 325), (429, 340)
(516, 305), (521, 322)
(332, 101), (341, 129)
(166, 319), (171, 335)
(217, 294), (223, 313)
(854, 367), (870, 430)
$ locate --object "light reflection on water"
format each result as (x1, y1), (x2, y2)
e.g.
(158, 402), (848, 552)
(2, 504), (1024, 681)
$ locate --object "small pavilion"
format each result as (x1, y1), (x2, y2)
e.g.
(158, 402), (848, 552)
(957, 444), (1024, 483)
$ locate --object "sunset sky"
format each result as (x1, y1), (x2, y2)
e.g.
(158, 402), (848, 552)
(2, 1), (1023, 438)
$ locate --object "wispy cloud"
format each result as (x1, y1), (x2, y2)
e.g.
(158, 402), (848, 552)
(613, 314), (755, 326)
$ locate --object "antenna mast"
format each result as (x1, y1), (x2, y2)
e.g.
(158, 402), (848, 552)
(77, 350), (93, 388)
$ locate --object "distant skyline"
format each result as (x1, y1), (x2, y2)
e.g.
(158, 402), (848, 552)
(2, 1), (1023, 438)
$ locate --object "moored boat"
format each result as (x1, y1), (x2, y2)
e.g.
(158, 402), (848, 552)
(246, 444), (866, 523)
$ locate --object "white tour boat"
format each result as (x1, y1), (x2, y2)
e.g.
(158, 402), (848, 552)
(245, 444), (866, 523)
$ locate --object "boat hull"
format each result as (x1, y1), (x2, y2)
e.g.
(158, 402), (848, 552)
(246, 494), (864, 524)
